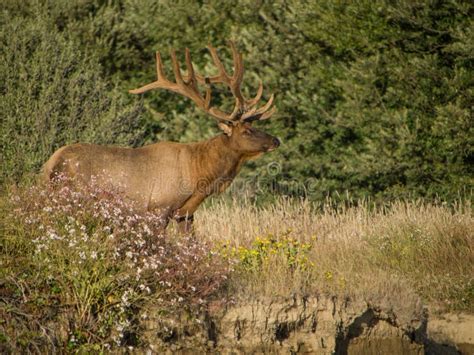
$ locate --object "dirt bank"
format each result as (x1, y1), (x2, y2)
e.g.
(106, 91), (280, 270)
(140, 295), (472, 354)
(428, 312), (474, 355)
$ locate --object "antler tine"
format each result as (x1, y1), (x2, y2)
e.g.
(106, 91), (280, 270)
(207, 44), (229, 83)
(185, 48), (215, 111)
(156, 52), (167, 81)
(228, 41), (244, 86)
(184, 48), (194, 83)
(246, 80), (264, 108)
(255, 93), (274, 115)
(227, 41), (247, 120)
(129, 51), (170, 94)
(241, 94), (276, 121)
(260, 106), (277, 120)
(184, 48), (212, 111)
(170, 49), (184, 85)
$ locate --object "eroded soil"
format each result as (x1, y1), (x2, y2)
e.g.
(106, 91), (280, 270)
(140, 295), (474, 354)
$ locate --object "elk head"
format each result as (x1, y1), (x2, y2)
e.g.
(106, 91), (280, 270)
(129, 41), (280, 155)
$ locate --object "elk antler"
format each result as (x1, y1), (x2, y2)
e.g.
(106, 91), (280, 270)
(129, 41), (275, 123)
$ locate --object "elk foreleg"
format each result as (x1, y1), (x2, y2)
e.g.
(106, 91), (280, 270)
(146, 204), (173, 235)
(174, 193), (207, 235)
(175, 214), (194, 234)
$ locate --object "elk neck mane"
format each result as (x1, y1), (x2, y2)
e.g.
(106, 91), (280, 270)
(189, 134), (247, 185)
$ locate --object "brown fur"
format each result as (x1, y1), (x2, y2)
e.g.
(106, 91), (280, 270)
(42, 122), (279, 233)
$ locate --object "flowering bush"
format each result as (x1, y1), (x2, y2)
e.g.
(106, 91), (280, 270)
(1, 176), (230, 351)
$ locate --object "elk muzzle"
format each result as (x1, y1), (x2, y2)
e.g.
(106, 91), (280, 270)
(267, 137), (280, 151)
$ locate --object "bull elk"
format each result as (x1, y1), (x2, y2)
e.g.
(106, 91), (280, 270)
(42, 41), (280, 233)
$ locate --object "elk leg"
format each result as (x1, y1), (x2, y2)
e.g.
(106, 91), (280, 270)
(148, 205), (172, 234)
(174, 193), (207, 235)
(175, 214), (194, 235)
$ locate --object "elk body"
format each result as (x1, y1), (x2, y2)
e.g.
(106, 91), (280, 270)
(42, 42), (279, 233)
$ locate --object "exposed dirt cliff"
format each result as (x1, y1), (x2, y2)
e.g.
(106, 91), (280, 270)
(139, 295), (472, 354)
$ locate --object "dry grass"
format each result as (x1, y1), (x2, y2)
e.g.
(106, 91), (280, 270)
(196, 197), (473, 313)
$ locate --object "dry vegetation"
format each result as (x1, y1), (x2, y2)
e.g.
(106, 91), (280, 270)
(1, 182), (472, 352)
(196, 196), (473, 313)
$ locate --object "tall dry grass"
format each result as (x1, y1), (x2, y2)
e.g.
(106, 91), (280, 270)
(196, 197), (473, 314)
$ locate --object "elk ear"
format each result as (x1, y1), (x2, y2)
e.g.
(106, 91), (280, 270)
(218, 122), (233, 136)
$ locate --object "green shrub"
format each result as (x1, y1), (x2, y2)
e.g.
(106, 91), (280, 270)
(1, 0), (472, 200)
(0, 6), (144, 187)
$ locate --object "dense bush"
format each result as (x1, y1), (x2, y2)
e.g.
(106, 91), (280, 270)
(1, 0), (472, 200)
(0, 176), (229, 352)
(0, 2), (144, 186)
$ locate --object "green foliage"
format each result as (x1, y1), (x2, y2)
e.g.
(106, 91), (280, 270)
(0, 2), (144, 186)
(1, 0), (472, 200)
